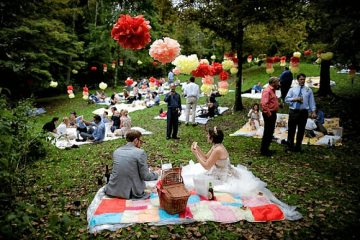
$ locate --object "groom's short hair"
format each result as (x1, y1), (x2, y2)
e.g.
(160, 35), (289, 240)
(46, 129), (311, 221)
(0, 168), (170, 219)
(126, 130), (142, 142)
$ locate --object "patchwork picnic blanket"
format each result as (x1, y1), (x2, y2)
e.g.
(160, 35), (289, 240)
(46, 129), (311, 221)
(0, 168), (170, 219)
(154, 105), (229, 125)
(92, 101), (166, 117)
(230, 114), (342, 146)
(87, 186), (285, 233)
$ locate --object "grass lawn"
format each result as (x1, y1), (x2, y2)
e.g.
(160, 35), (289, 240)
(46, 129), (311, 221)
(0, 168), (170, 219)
(15, 63), (360, 239)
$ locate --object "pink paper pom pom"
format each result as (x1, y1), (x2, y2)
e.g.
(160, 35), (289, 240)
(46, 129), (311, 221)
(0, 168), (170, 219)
(149, 37), (181, 64)
(202, 75), (214, 85)
(218, 81), (229, 89)
(173, 69), (181, 75)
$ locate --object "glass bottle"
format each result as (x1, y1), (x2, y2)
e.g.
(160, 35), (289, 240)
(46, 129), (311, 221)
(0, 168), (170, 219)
(105, 165), (110, 184)
(208, 182), (214, 200)
(327, 139), (331, 148)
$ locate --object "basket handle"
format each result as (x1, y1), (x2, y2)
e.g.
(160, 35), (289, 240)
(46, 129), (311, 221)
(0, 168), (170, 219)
(161, 171), (183, 186)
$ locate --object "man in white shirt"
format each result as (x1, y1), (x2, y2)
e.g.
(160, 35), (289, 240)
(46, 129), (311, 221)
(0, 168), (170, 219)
(182, 79), (190, 96)
(184, 77), (200, 126)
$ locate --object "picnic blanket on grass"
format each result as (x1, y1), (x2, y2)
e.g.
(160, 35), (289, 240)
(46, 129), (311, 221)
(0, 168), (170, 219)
(154, 105), (229, 125)
(230, 114), (342, 146)
(93, 101), (166, 116)
(87, 186), (285, 233)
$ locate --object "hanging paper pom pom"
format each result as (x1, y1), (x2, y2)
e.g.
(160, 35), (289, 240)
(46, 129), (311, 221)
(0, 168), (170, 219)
(69, 93), (75, 99)
(125, 79), (134, 86)
(320, 52), (334, 60)
(266, 58), (273, 64)
(149, 37), (181, 64)
(201, 84), (212, 94)
(72, 69), (78, 74)
(202, 75), (214, 85)
(191, 62), (212, 78)
(83, 95), (88, 100)
(219, 71), (229, 81)
(149, 77), (156, 83)
(137, 60), (142, 65)
(67, 90), (73, 94)
(112, 61), (116, 68)
(67, 85), (73, 90)
(99, 82), (107, 90)
(173, 68), (181, 75)
(50, 81), (58, 88)
(219, 88), (228, 95)
(172, 54), (200, 75)
(221, 60), (234, 70)
(290, 67), (299, 73)
(304, 50), (310, 56)
(315, 58), (322, 64)
(111, 14), (151, 50)
(247, 55), (252, 63)
(266, 68), (274, 74)
(150, 86), (155, 91)
(83, 87), (88, 92)
(218, 81), (229, 89)
(293, 52), (301, 57)
(103, 64), (107, 72)
(266, 63), (273, 69)
(230, 68), (238, 74)
(91, 67), (97, 71)
(280, 56), (287, 66)
(200, 59), (209, 65)
(83, 91), (89, 96)
(210, 62), (223, 76)
(290, 57), (300, 63)
(153, 62), (158, 66)
(273, 56), (281, 63)
(211, 55), (216, 60)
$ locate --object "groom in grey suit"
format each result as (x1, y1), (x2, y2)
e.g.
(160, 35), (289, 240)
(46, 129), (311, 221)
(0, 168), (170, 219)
(105, 130), (160, 200)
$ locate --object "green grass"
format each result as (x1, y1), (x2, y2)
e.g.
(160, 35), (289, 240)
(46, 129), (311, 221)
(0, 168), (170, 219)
(18, 63), (360, 239)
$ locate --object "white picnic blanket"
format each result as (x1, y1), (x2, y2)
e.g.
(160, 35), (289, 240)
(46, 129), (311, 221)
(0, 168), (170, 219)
(336, 69), (360, 74)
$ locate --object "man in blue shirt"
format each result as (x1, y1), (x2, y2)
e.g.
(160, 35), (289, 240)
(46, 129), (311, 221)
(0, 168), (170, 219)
(168, 71), (174, 85)
(241, 82), (262, 94)
(279, 67), (293, 101)
(308, 105), (327, 135)
(100, 111), (110, 124)
(285, 73), (316, 152)
(79, 115), (106, 142)
(164, 83), (182, 140)
(147, 92), (160, 108)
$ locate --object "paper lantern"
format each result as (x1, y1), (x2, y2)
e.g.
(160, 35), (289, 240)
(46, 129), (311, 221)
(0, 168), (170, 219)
(173, 68), (181, 75)
(153, 62), (158, 66)
(82, 95), (88, 100)
(230, 68), (238, 74)
(219, 88), (228, 96)
(111, 14), (151, 50)
(103, 64), (107, 72)
(149, 37), (181, 64)
(221, 60), (234, 70)
(202, 75), (214, 85)
(67, 90), (73, 94)
(201, 84), (212, 94)
(293, 52), (301, 57)
(50, 81), (58, 88)
(219, 71), (229, 81)
(211, 55), (216, 60)
(112, 61), (116, 68)
(172, 54), (200, 75)
(218, 81), (229, 89)
(99, 82), (107, 90)
(91, 67), (97, 71)
(247, 55), (252, 63)
(210, 62), (223, 76)
(120, 59), (123, 66)
(68, 93), (75, 99)
(137, 60), (142, 65)
(266, 68), (274, 74)
(67, 85), (73, 90)
(125, 79), (134, 86)
(191, 62), (212, 78)
(72, 69), (78, 74)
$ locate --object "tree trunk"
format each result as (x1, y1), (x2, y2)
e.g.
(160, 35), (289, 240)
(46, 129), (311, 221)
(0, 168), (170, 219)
(317, 60), (333, 96)
(234, 26), (244, 111)
(66, 0), (77, 85)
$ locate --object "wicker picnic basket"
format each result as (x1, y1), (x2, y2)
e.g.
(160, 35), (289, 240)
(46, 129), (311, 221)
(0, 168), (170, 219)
(157, 168), (190, 215)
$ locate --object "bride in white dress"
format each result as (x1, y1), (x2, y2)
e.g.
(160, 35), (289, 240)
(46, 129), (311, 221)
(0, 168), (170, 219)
(182, 127), (302, 220)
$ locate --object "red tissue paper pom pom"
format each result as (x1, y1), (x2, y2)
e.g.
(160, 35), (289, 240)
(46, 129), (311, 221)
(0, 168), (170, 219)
(67, 85), (73, 90)
(111, 14), (151, 50)
(290, 57), (300, 63)
(266, 57), (273, 63)
(83, 87), (88, 92)
(227, 52), (235, 58)
(310, 50), (313, 55)
(191, 62), (212, 78)
(125, 79), (134, 86)
(273, 56), (281, 63)
(149, 77), (156, 83)
(153, 62), (158, 66)
(281, 56), (286, 60)
(91, 67), (97, 71)
(219, 71), (229, 81)
(304, 50), (310, 56)
(210, 62), (223, 76)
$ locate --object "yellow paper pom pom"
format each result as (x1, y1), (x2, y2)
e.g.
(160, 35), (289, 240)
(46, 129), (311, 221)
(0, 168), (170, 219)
(219, 88), (229, 96)
(72, 69), (78, 74)
(68, 93), (75, 99)
(137, 60), (142, 65)
(222, 60), (234, 70)
(211, 55), (216, 60)
(50, 81), (58, 88)
(82, 95), (88, 100)
(99, 82), (108, 90)
(320, 52), (334, 60)
(200, 59), (209, 65)
(150, 86), (155, 91)
(290, 67), (299, 73)
(172, 54), (200, 75)
(201, 84), (212, 94)
(266, 68), (274, 74)
(315, 58), (322, 64)
(293, 52), (301, 57)
(280, 62), (286, 66)
(230, 68), (238, 74)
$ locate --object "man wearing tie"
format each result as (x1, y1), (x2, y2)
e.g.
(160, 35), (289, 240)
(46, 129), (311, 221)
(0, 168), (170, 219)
(285, 73), (316, 153)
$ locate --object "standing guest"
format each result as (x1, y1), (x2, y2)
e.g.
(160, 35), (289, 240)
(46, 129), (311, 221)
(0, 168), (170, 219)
(285, 73), (316, 152)
(241, 82), (262, 94)
(115, 110), (132, 137)
(260, 77), (280, 157)
(157, 83), (164, 95)
(182, 79), (190, 96)
(110, 111), (121, 133)
(164, 83), (181, 140)
(42, 117), (59, 136)
(80, 115), (106, 142)
(100, 111), (110, 124)
(279, 67), (293, 101)
(104, 130), (160, 199)
(168, 71), (174, 85)
(308, 104), (327, 135)
(184, 77), (200, 126)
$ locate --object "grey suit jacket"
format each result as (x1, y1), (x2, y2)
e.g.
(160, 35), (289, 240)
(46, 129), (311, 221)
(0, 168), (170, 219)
(104, 143), (159, 200)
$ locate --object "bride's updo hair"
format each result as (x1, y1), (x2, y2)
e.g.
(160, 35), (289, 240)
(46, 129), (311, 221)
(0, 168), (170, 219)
(208, 127), (224, 144)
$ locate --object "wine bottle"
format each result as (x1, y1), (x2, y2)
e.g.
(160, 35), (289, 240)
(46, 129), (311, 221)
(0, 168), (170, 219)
(105, 165), (110, 184)
(208, 182), (214, 200)
(327, 139), (331, 148)
(97, 173), (103, 186)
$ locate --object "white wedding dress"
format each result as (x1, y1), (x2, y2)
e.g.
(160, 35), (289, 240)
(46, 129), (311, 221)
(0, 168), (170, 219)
(181, 156), (302, 221)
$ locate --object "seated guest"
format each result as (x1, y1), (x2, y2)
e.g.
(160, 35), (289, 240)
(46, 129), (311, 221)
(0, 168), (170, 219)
(110, 107), (117, 115)
(144, 89), (152, 102)
(57, 117), (76, 139)
(110, 110), (121, 133)
(42, 117), (59, 136)
(110, 93), (118, 105)
(104, 130), (160, 199)
(199, 96), (217, 118)
(123, 89), (131, 101)
(308, 104), (328, 135)
(147, 92), (160, 108)
(175, 77), (181, 86)
(157, 83), (164, 95)
(69, 111), (88, 139)
(128, 88), (141, 103)
(241, 82), (263, 94)
(99, 90), (107, 100)
(115, 110), (132, 137)
(135, 79), (141, 88)
(247, 103), (261, 130)
(100, 111), (110, 124)
(79, 115), (105, 142)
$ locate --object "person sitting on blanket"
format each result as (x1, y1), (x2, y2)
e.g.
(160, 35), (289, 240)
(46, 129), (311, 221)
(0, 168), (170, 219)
(100, 111), (110, 124)
(79, 115), (105, 142)
(56, 117), (76, 139)
(198, 96), (217, 118)
(110, 106), (117, 116)
(69, 111), (88, 139)
(123, 89), (131, 101)
(128, 88), (142, 103)
(110, 93), (118, 105)
(104, 130), (161, 200)
(146, 92), (160, 108)
(248, 103), (261, 130)
(115, 110), (132, 137)
(157, 83), (164, 95)
(109, 110), (121, 133)
(42, 117), (59, 136)
(241, 82), (263, 94)
(308, 104), (328, 135)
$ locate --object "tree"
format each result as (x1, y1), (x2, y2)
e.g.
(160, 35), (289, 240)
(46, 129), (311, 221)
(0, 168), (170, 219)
(177, 0), (307, 110)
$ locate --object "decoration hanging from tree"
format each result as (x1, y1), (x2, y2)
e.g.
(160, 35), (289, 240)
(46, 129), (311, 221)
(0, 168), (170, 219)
(280, 56), (286, 66)
(320, 52), (334, 60)
(202, 75), (214, 85)
(125, 78), (133, 86)
(211, 55), (216, 60)
(103, 64), (107, 72)
(111, 14), (151, 50)
(99, 82), (107, 90)
(221, 60), (234, 70)
(67, 85), (74, 99)
(200, 83), (212, 94)
(153, 62), (158, 66)
(119, 59), (123, 66)
(191, 62), (212, 78)
(200, 59), (209, 65)
(137, 60), (142, 65)
(91, 67), (97, 71)
(247, 55), (252, 63)
(112, 61), (116, 68)
(201, 75), (214, 95)
(83, 86), (89, 100)
(72, 69), (78, 74)
(172, 54), (199, 75)
(210, 62), (223, 76)
(265, 58), (274, 75)
(293, 52), (301, 57)
(272, 56), (281, 63)
(290, 56), (300, 74)
(50, 81), (58, 88)
(230, 68), (238, 74)
(149, 77), (156, 91)
(173, 68), (181, 75)
(219, 71), (229, 81)
(149, 37), (181, 64)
